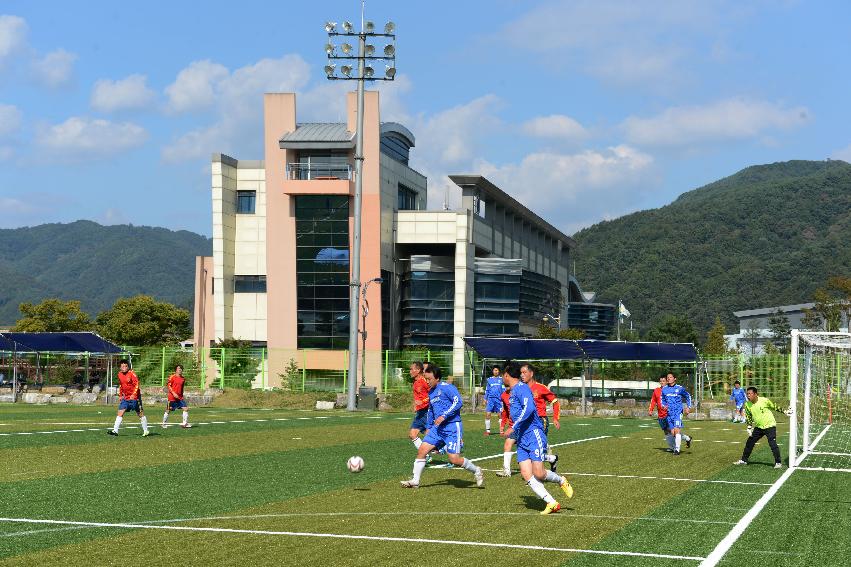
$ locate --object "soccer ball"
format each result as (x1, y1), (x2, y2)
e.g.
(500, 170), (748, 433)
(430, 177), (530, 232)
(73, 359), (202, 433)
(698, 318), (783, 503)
(347, 456), (365, 473)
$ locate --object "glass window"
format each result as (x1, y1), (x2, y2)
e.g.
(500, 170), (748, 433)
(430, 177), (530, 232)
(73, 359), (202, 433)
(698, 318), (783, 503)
(398, 183), (418, 211)
(236, 191), (256, 214)
(234, 275), (266, 293)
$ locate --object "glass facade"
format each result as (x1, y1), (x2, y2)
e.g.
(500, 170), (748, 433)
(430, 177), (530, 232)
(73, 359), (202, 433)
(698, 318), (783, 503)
(295, 195), (350, 349)
(520, 270), (562, 323)
(290, 150), (351, 180)
(398, 183), (418, 210)
(400, 256), (454, 348)
(473, 258), (521, 336)
(380, 133), (410, 165)
(234, 275), (266, 293)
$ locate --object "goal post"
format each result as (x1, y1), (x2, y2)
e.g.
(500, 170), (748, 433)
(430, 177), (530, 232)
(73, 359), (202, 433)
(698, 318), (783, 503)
(790, 330), (851, 472)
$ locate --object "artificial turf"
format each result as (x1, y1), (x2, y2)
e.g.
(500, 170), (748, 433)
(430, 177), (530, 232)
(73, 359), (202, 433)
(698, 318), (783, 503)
(0, 404), (847, 566)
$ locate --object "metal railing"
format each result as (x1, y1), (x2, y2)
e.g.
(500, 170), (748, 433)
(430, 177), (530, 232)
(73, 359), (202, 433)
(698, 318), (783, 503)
(286, 163), (352, 181)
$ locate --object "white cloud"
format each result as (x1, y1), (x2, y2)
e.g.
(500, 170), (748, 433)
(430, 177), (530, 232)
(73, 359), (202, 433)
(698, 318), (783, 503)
(0, 196), (36, 214)
(475, 145), (656, 235)
(521, 114), (588, 142)
(622, 98), (810, 147)
(0, 103), (22, 137)
(36, 117), (148, 160)
(100, 207), (129, 225)
(91, 74), (157, 113)
(30, 48), (76, 88)
(413, 94), (504, 167)
(161, 55), (311, 162)
(831, 144), (851, 163)
(0, 15), (27, 62)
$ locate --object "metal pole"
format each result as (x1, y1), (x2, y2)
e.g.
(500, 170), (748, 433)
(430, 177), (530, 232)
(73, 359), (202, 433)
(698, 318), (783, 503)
(789, 330), (799, 467)
(346, 31), (366, 411)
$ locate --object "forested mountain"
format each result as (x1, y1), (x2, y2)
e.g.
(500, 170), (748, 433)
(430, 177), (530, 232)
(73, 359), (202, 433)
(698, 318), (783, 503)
(572, 160), (851, 335)
(0, 220), (211, 325)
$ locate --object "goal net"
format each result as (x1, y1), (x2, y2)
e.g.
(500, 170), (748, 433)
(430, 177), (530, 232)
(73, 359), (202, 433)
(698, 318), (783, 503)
(790, 330), (851, 472)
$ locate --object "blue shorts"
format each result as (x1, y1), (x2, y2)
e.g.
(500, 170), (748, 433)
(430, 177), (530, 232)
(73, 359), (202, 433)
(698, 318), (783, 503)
(168, 399), (187, 411)
(410, 408), (428, 431)
(658, 418), (669, 432)
(516, 427), (547, 463)
(119, 399), (142, 413)
(735, 404), (744, 411)
(666, 414), (683, 430)
(423, 421), (463, 454)
(485, 398), (502, 413)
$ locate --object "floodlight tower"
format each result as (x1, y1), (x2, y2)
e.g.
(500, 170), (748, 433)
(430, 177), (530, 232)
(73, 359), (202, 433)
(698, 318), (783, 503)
(324, 18), (396, 411)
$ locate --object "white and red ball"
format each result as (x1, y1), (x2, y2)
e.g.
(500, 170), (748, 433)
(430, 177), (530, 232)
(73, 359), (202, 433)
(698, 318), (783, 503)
(347, 455), (365, 473)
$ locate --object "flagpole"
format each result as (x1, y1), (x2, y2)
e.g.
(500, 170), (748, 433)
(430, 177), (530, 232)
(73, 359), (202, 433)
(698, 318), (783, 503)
(617, 299), (621, 341)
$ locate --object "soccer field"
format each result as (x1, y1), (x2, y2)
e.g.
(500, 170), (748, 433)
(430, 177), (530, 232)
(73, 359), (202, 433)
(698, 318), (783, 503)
(0, 405), (848, 566)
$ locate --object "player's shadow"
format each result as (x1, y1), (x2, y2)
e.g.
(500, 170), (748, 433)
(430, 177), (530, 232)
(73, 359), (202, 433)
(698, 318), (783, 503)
(430, 478), (478, 489)
(520, 495), (574, 512)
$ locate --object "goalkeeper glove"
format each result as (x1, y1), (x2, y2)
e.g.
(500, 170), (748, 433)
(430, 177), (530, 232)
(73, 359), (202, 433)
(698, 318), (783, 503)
(747, 426), (754, 437)
(784, 407), (794, 416)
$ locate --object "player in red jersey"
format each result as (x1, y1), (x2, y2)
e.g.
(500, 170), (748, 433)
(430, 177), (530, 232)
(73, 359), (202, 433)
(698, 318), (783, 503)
(496, 382), (517, 476)
(521, 363), (560, 471)
(108, 359), (149, 437)
(648, 374), (691, 451)
(408, 361), (430, 450)
(162, 364), (192, 429)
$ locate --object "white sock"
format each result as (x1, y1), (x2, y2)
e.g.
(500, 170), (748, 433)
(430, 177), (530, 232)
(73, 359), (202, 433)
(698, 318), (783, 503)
(503, 452), (512, 471)
(182, 411), (189, 425)
(683, 434), (691, 442)
(113, 415), (122, 432)
(162, 412), (169, 424)
(544, 471), (563, 484)
(412, 459), (427, 483)
(675, 433), (681, 451)
(485, 419), (491, 432)
(546, 453), (557, 463)
(666, 434), (674, 449)
(141, 416), (149, 433)
(527, 478), (555, 503)
(461, 458), (479, 473)
(412, 437), (422, 449)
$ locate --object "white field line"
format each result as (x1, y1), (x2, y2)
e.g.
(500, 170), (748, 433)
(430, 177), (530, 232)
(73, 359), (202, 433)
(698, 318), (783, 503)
(810, 451), (851, 457)
(560, 472), (773, 487)
(0, 517), (705, 561)
(429, 435), (610, 468)
(796, 466), (851, 473)
(698, 466), (795, 567)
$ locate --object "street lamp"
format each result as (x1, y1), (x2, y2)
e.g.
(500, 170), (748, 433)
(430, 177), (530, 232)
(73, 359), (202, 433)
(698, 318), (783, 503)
(325, 15), (396, 411)
(543, 313), (561, 330)
(360, 277), (383, 388)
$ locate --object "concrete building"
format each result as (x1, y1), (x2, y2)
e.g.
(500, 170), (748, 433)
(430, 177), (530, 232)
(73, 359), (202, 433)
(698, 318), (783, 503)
(193, 91), (588, 389)
(725, 302), (850, 354)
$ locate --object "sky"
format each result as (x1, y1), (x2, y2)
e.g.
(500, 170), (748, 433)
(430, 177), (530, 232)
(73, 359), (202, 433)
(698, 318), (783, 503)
(0, 0), (849, 237)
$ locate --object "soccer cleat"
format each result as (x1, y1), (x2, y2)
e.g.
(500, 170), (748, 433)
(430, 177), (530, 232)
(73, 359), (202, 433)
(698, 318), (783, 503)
(549, 453), (559, 472)
(540, 501), (561, 515)
(734, 459), (747, 465)
(496, 469), (511, 477)
(685, 437), (692, 449)
(474, 468), (484, 487)
(425, 453), (432, 465)
(673, 450), (681, 456)
(400, 479), (419, 488)
(484, 430), (490, 436)
(182, 423), (192, 428)
(774, 463), (783, 469)
(107, 430), (118, 436)
(142, 430), (150, 437)
(161, 423), (168, 429)
(560, 478), (574, 499)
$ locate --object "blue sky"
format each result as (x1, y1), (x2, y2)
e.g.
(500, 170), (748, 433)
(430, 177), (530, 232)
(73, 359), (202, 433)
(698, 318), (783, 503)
(1, 0), (849, 237)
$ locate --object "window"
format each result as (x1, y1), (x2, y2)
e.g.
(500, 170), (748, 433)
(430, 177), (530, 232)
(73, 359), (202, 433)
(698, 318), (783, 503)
(473, 196), (486, 218)
(398, 183), (418, 211)
(234, 275), (266, 293)
(236, 191), (256, 214)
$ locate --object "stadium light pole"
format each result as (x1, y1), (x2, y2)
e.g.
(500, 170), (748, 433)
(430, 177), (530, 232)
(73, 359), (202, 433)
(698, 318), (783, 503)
(325, 18), (396, 411)
(543, 313), (561, 331)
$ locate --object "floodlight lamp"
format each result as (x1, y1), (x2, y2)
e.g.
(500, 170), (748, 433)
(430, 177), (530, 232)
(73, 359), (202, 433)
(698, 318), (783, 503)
(364, 66), (375, 79)
(342, 21), (354, 33)
(365, 21), (375, 33)
(325, 22), (337, 33)
(341, 43), (353, 55)
(324, 64), (336, 77)
(341, 65), (353, 77)
(384, 44), (395, 57)
(325, 42), (335, 55)
(364, 44), (375, 57)
(385, 65), (396, 79)
(384, 22), (395, 34)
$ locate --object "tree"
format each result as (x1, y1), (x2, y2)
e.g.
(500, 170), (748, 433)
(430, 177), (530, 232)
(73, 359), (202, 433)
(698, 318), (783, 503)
(14, 299), (92, 332)
(646, 314), (698, 344)
(811, 288), (843, 332)
(535, 322), (585, 340)
(767, 309), (792, 353)
(743, 320), (762, 355)
(96, 295), (190, 346)
(703, 316), (728, 355)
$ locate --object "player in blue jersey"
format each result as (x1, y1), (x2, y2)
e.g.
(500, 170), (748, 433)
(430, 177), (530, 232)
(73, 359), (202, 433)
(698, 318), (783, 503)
(730, 380), (747, 423)
(401, 364), (484, 488)
(483, 365), (504, 435)
(501, 364), (573, 514)
(660, 372), (693, 455)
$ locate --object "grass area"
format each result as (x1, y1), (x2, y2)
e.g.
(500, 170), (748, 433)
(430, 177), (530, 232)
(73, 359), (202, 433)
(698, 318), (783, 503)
(0, 404), (848, 566)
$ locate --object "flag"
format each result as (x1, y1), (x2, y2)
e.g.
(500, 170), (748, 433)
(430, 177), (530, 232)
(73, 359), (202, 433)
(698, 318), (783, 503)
(618, 301), (630, 318)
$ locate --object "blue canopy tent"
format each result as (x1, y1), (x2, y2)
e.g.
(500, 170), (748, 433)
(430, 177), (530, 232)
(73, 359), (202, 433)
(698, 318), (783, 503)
(0, 332), (124, 402)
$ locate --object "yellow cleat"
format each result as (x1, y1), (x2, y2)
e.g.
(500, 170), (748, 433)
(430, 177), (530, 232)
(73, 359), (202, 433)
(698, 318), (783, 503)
(540, 501), (561, 515)
(560, 478), (574, 499)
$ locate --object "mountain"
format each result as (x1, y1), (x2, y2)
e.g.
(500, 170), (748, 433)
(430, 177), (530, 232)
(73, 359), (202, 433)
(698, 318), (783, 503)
(572, 160), (851, 336)
(0, 220), (212, 326)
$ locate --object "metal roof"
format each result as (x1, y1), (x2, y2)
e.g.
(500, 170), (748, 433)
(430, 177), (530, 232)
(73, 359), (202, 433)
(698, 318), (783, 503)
(279, 123), (354, 149)
(733, 303), (815, 318)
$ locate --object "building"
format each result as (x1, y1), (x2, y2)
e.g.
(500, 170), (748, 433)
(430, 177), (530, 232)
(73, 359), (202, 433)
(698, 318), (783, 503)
(725, 302), (850, 354)
(193, 91), (591, 388)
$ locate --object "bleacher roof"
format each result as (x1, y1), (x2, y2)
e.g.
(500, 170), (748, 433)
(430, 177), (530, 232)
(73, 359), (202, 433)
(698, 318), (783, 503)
(0, 332), (123, 354)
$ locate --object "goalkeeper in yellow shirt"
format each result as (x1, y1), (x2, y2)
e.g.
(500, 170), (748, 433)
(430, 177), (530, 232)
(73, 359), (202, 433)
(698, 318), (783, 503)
(734, 386), (791, 469)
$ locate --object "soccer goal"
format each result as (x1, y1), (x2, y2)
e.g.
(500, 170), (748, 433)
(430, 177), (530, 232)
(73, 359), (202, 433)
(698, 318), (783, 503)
(789, 330), (851, 472)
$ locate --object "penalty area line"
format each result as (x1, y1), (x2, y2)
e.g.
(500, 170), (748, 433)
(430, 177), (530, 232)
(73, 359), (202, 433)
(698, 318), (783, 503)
(0, 517), (704, 561)
(429, 435), (610, 468)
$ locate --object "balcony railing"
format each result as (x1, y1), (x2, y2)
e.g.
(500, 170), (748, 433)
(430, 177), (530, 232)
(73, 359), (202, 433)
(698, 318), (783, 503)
(286, 163), (352, 181)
